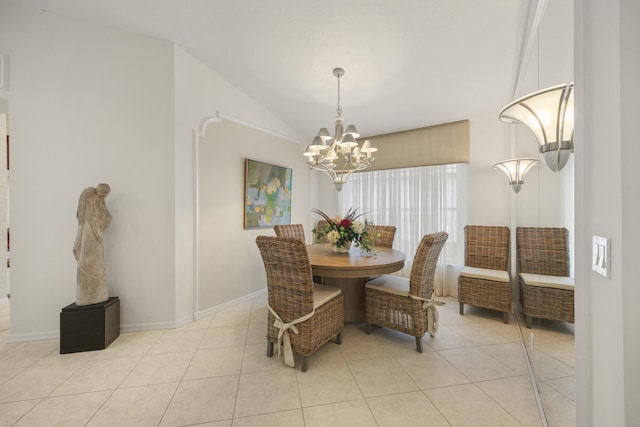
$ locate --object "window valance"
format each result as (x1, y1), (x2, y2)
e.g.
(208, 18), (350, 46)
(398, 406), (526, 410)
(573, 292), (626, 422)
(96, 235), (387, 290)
(362, 119), (470, 171)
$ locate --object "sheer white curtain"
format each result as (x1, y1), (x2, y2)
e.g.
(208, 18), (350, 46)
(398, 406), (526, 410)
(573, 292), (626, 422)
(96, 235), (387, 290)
(339, 164), (467, 296)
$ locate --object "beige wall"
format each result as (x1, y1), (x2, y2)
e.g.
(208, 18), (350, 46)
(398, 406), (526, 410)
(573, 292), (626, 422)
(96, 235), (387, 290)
(197, 119), (310, 312)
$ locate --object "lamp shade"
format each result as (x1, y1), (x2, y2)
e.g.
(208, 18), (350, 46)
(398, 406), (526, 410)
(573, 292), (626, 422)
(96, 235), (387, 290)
(310, 135), (328, 150)
(492, 158), (541, 193)
(498, 83), (574, 172)
(317, 128), (332, 141)
(341, 133), (358, 148)
(361, 139), (377, 156)
(344, 124), (360, 138)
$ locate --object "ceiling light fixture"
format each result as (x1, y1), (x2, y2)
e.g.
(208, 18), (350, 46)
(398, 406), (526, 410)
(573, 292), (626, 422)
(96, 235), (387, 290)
(498, 82), (574, 172)
(492, 158), (541, 193)
(304, 67), (377, 191)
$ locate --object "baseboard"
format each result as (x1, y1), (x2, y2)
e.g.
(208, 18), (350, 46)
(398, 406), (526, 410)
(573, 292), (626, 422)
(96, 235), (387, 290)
(5, 288), (268, 342)
(120, 318), (188, 333)
(7, 329), (59, 344)
(194, 288), (267, 320)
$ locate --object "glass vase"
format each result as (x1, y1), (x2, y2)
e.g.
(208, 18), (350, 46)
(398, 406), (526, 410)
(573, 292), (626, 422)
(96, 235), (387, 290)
(332, 241), (352, 253)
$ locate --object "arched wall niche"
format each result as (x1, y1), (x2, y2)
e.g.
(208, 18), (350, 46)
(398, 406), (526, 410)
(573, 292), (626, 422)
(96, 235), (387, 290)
(192, 113), (310, 318)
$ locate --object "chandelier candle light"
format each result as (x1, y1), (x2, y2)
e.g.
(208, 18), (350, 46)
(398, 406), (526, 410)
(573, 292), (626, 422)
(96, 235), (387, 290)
(304, 68), (377, 191)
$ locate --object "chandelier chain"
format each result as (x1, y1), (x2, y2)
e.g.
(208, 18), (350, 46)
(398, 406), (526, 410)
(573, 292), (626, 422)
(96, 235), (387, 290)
(336, 73), (342, 116)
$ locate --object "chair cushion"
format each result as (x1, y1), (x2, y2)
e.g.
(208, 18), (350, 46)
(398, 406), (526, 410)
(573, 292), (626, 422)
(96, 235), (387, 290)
(313, 283), (342, 308)
(460, 266), (510, 282)
(520, 273), (574, 291)
(365, 274), (410, 297)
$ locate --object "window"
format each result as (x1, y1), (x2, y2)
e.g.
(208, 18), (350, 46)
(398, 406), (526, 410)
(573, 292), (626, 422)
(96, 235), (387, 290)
(339, 164), (467, 295)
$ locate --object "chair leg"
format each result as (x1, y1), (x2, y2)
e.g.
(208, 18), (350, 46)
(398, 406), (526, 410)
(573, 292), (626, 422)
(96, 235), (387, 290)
(366, 323), (372, 335)
(301, 356), (309, 372)
(503, 312), (509, 324)
(336, 333), (342, 345)
(266, 341), (274, 357)
(526, 315), (532, 329)
(459, 303), (464, 315)
(415, 337), (423, 353)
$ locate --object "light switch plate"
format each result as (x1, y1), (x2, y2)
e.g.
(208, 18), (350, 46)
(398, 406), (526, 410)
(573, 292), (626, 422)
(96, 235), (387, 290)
(592, 235), (610, 278)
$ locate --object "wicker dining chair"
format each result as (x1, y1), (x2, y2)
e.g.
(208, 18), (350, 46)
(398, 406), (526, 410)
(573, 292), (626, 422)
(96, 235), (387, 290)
(255, 236), (343, 372)
(458, 225), (511, 323)
(516, 227), (574, 328)
(365, 231), (448, 352)
(368, 225), (397, 248)
(273, 224), (305, 242)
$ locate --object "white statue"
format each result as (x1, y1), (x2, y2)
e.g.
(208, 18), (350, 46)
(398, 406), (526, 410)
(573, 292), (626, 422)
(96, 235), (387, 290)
(73, 184), (112, 306)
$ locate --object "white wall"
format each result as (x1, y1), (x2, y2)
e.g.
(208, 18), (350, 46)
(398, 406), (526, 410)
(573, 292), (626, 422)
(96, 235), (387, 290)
(467, 112), (512, 226)
(514, 0), (574, 232)
(576, 0), (640, 425)
(0, 2), (308, 339)
(0, 2), (179, 339)
(173, 45), (305, 322)
(619, 1), (640, 422)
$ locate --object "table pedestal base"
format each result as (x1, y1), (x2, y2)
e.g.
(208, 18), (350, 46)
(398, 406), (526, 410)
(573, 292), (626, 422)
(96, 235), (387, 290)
(321, 276), (367, 323)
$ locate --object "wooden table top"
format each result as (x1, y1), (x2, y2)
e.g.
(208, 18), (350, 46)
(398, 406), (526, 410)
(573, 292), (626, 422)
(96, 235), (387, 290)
(306, 244), (406, 278)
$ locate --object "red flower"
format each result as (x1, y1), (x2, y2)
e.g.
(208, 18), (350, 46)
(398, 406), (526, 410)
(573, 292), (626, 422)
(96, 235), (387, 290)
(339, 218), (352, 229)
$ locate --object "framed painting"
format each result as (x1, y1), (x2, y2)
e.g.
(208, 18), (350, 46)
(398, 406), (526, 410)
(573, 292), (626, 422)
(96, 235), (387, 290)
(244, 159), (292, 229)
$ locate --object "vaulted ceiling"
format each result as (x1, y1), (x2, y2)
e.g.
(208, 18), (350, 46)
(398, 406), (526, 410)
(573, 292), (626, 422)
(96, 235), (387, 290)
(19, 0), (531, 141)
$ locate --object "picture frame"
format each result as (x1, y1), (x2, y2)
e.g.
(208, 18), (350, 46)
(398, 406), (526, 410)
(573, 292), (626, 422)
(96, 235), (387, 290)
(244, 158), (292, 229)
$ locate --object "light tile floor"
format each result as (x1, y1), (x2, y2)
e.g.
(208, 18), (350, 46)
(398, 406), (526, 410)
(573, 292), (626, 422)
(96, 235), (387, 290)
(0, 296), (575, 426)
(518, 314), (576, 427)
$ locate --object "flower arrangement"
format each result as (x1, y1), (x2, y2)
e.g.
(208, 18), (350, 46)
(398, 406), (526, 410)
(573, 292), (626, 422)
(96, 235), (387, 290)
(312, 207), (374, 253)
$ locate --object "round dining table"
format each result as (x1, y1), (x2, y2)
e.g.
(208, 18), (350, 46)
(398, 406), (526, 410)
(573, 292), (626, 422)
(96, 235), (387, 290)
(306, 244), (406, 323)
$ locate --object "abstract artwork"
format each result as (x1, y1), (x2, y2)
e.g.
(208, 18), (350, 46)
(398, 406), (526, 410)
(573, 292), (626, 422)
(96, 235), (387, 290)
(244, 159), (292, 228)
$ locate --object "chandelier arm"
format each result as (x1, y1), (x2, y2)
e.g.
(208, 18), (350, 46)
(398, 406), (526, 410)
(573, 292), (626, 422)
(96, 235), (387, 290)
(335, 164), (365, 184)
(314, 164), (339, 183)
(335, 158), (367, 175)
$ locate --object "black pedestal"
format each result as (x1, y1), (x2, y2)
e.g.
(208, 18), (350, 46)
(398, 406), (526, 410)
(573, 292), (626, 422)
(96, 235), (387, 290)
(60, 297), (120, 354)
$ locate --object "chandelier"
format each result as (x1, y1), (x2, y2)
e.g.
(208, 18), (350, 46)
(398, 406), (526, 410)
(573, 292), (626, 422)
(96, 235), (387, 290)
(304, 67), (377, 191)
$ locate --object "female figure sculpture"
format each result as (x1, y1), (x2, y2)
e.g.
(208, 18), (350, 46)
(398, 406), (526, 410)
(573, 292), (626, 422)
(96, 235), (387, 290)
(73, 183), (112, 306)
